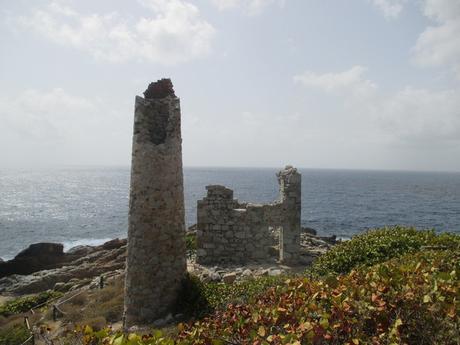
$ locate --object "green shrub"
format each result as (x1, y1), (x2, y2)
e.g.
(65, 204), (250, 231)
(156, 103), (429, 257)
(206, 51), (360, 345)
(185, 233), (196, 252)
(0, 324), (31, 345)
(174, 274), (210, 318)
(185, 233), (197, 260)
(71, 327), (175, 345)
(74, 249), (460, 345)
(310, 226), (460, 276)
(175, 274), (285, 319)
(178, 249), (460, 345)
(0, 291), (62, 317)
(202, 275), (284, 310)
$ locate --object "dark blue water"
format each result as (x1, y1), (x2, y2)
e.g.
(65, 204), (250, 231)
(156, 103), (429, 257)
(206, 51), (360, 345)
(0, 167), (459, 260)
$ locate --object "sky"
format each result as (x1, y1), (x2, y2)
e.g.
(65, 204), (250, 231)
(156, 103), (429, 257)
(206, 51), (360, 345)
(0, 0), (459, 171)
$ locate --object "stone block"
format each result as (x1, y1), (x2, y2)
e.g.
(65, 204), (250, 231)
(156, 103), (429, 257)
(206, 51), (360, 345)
(223, 273), (237, 284)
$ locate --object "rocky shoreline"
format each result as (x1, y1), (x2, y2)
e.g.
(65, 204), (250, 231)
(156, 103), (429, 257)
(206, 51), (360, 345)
(0, 228), (337, 296)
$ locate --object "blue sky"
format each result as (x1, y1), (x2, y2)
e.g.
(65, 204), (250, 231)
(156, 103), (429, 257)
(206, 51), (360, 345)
(1, 0), (459, 171)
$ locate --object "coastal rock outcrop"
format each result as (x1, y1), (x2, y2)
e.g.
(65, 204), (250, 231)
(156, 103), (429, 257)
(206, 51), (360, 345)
(0, 239), (126, 294)
(0, 243), (66, 278)
(0, 230), (336, 295)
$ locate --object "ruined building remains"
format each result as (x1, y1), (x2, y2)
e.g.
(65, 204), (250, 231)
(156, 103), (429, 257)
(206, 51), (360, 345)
(196, 166), (301, 265)
(124, 79), (186, 327)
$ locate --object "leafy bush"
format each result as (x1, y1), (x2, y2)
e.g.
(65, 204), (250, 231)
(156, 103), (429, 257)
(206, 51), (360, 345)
(74, 249), (459, 344)
(310, 226), (460, 276)
(174, 274), (210, 318)
(69, 326), (175, 345)
(185, 233), (196, 252)
(178, 249), (460, 344)
(48, 228), (460, 344)
(0, 291), (62, 317)
(185, 232), (197, 260)
(175, 274), (284, 319)
(202, 275), (284, 310)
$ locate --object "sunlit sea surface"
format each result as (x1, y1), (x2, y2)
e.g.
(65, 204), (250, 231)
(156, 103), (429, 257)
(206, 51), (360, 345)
(1, 167), (459, 260)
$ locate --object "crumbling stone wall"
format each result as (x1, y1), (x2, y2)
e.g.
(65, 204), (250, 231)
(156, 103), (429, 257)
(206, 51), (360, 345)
(196, 166), (301, 265)
(277, 167), (302, 263)
(124, 79), (186, 327)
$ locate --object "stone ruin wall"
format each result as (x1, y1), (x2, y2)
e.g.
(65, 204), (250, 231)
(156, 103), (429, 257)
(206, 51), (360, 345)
(124, 79), (186, 327)
(196, 166), (301, 265)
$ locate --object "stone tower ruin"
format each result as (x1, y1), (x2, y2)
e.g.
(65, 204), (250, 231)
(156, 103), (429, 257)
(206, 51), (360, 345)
(124, 79), (186, 327)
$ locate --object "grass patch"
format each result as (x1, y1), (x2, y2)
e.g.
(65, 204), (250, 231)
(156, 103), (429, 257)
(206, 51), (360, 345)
(0, 313), (43, 345)
(0, 324), (30, 345)
(62, 278), (124, 325)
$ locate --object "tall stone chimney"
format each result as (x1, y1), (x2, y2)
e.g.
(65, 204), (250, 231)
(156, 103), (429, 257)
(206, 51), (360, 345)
(124, 79), (186, 327)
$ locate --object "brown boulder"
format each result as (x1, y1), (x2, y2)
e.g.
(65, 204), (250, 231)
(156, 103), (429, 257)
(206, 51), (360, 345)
(0, 240), (127, 294)
(0, 243), (66, 278)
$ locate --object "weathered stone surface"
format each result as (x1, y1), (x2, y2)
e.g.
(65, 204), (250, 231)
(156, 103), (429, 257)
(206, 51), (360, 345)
(53, 281), (74, 293)
(223, 272), (237, 284)
(242, 269), (252, 277)
(16, 243), (63, 258)
(196, 166), (302, 265)
(277, 166), (302, 263)
(0, 239), (126, 294)
(143, 78), (175, 99)
(0, 243), (65, 278)
(302, 227), (317, 236)
(124, 79), (187, 327)
(66, 245), (94, 256)
(268, 269), (282, 277)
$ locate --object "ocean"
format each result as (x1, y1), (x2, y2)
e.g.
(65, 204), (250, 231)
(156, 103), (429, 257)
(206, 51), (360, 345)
(0, 167), (459, 260)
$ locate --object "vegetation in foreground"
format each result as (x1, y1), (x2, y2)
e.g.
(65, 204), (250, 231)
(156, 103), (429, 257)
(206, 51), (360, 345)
(1, 226), (459, 344)
(309, 226), (460, 276)
(175, 249), (459, 344)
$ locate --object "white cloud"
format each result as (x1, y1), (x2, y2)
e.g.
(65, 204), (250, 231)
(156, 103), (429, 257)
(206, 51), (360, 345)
(370, 0), (406, 19)
(376, 87), (460, 145)
(14, 0), (216, 64)
(294, 66), (460, 148)
(423, 0), (460, 21)
(0, 88), (131, 167)
(211, 0), (241, 10)
(293, 66), (377, 98)
(413, 0), (460, 78)
(210, 0), (285, 15)
(0, 88), (95, 142)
